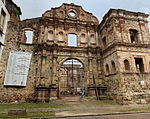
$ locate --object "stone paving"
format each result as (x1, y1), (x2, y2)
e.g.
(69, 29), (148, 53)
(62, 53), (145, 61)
(54, 113), (150, 119)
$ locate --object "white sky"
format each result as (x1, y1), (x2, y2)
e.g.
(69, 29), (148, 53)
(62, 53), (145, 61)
(13, 0), (150, 28)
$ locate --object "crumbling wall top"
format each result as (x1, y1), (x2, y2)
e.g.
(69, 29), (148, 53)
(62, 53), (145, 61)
(98, 8), (149, 30)
(42, 3), (99, 25)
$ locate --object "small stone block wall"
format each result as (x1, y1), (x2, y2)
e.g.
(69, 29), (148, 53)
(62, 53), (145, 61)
(8, 109), (26, 116)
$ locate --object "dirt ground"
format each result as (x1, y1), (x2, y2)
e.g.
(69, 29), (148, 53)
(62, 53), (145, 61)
(55, 97), (150, 117)
(1, 96), (150, 118)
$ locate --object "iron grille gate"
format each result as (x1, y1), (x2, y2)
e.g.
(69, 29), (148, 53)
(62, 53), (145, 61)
(60, 59), (84, 96)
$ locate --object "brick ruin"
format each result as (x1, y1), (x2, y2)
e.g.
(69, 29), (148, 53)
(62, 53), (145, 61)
(0, 3), (150, 104)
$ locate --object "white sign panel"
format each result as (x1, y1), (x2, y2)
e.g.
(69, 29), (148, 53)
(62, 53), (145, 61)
(4, 51), (32, 86)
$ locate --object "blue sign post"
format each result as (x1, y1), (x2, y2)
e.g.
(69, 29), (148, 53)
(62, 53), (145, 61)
(80, 87), (85, 97)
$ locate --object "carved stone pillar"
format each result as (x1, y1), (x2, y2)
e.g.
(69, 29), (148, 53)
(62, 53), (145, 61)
(44, 27), (48, 42)
(57, 69), (61, 98)
(53, 56), (57, 84)
(87, 27), (90, 46)
(52, 44), (58, 84)
(96, 32), (98, 46)
(54, 27), (57, 43)
(88, 47), (93, 85)
(97, 47), (101, 75)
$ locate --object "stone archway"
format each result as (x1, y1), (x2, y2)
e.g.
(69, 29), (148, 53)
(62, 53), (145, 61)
(58, 58), (85, 97)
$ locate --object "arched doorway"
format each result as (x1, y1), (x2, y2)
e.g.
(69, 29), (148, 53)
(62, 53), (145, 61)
(59, 59), (84, 96)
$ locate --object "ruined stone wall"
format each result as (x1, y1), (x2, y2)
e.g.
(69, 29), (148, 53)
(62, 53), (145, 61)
(98, 9), (150, 104)
(121, 73), (150, 104)
(98, 18), (115, 50)
(1, 4), (150, 104)
(101, 46), (122, 102)
(40, 3), (99, 47)
(98, 9), (149, 46)
(117, 46), (150, 73)
(0, 3), (102, 103)
(0, 17), (42, 102)
(116, 46), (150, 104)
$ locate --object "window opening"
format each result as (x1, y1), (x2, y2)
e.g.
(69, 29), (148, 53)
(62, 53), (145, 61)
(60, 59), (84, 96)
(58, 32), (64, 41)
(90, 34), (95, 43)
(68, 34), (77, 47)
(129, 29), (138, 43)
(48, 31), (53, 41)
(106, 64), (109, 74)
(69, 11), (76, 17)
(102, 37), (107, 47)
(135, 58), (144, 73)
(124, 59), (130, 71)
(111, 61), (116, 73)
(24, 30), (33, 44)
(0, 9), (6, 29)
(81, 33), (86, 43)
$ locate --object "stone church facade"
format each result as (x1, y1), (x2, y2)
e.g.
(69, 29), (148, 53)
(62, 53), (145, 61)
(0, 3), (150, 104)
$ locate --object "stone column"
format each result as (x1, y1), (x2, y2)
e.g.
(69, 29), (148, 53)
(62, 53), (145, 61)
(88, 48), (93, 85)
(53, 55), (57, 84)
(57, 69), (61, 98)
(112, 18), (118, 41)
(96, 47), (102, 81)
(119, 18), (124, 42)
(84, 68), (88, 96)
(96, 32), (98, 46)
(38, 51), (42, 85)
(138, 20), (144, 42)
(87, 27), (90, 46)
(54, 26), (57, 43)
(44, 27), (48, 42)
(52, 44), (58, 85)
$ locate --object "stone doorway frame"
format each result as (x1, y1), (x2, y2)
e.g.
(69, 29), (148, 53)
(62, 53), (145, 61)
(57, 57), (88, 98)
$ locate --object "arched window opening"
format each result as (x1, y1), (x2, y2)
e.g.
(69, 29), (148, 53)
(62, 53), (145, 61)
(124, 59), (130, 71)
(58, 31), (64, 41)
(106, 64), (109, 74)
(68, 34), (77, 47)
(0, 9), (6, 29)
(69, 11), (76, 17)
(47, 31), (53, 41)
(111, 61), (116, 73)
(135, 58), (144, 73)
(60, 59), (84, 96)
(129, 29), (138, 43)
(90, 34), (95, 43)
(24, 30), (33, 44)
(102, 37), (107, 48)
(81, 33), (87, 43)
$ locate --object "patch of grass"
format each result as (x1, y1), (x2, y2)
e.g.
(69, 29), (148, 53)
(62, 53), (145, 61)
(0, 111), (55, 119)
(0, 102), (65, 111)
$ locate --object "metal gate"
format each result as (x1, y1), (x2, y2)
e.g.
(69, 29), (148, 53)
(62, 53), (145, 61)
(60, 59), (84, 96)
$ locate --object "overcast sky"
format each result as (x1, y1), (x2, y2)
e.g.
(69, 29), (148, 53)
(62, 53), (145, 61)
(13, 0), (150, 27)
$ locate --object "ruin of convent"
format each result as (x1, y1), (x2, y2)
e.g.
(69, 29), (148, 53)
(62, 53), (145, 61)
(0, 2), (150, 104)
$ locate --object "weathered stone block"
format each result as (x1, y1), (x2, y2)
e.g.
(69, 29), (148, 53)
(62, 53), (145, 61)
(8, 109), (26, 116)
